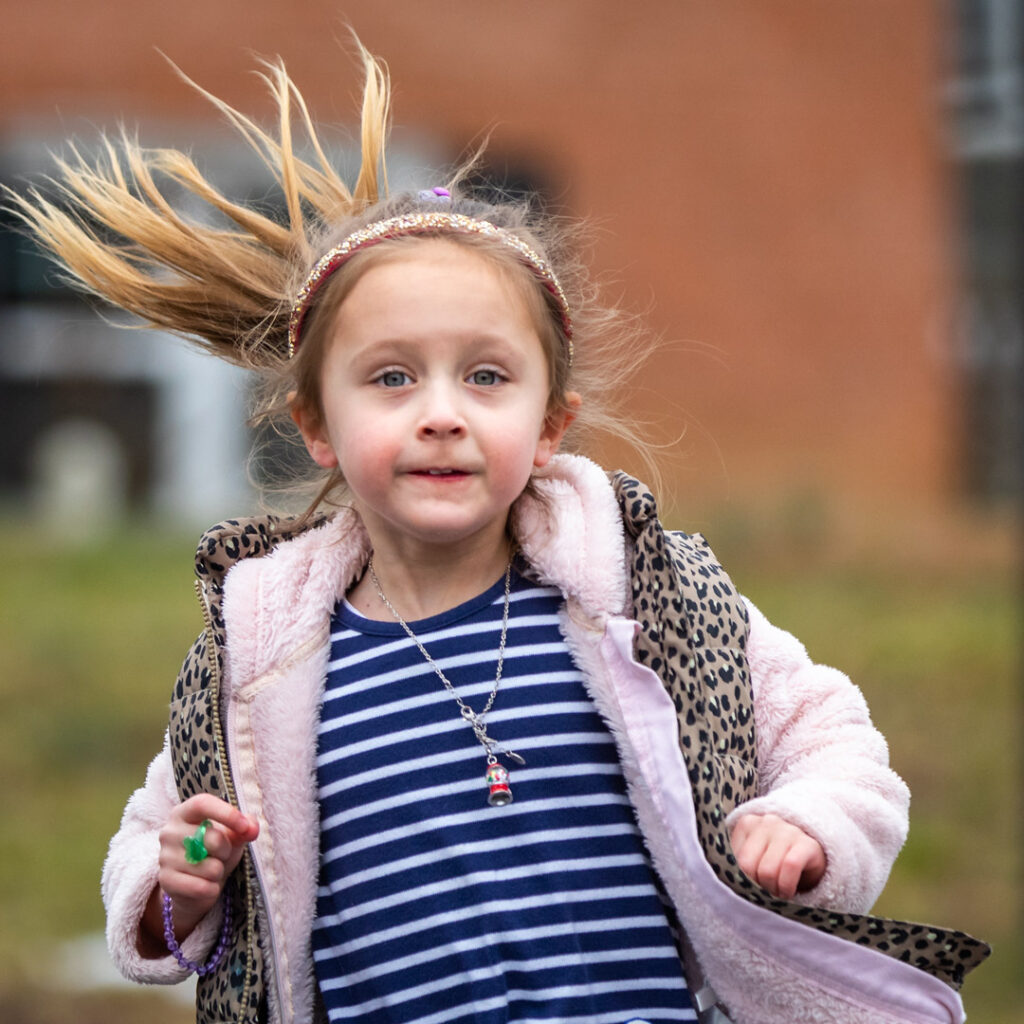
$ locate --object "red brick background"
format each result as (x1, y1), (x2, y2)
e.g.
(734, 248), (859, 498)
(0, 0), (961, 524)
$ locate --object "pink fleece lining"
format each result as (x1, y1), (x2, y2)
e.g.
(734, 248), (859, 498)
(601, 619), (964, 1024)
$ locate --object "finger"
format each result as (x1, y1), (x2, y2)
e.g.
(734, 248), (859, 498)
(178, 795), (259, 839)
(176, 820), (256, 876)
(731, 823), (771, 882)
(159, 829), (225, 879)
(727, 813), (762, 851)
(184, 820), (233, 862)
(757, 829), (826, 898)
(729, 812), (784, 853)
(195, 822), (256, 877)
(744, 832), (784, 895)
(772, 840), (807, 900)
(158, 866), (225, 920)
(222, 816), (260, 846)
(778, 834), (827, 898)
(795, 835), (827, 893)
(164, 851), (229, 890)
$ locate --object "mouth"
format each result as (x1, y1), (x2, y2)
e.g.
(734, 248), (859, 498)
(409, 468), (470, 478)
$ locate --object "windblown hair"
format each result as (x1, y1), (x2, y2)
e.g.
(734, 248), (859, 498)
(6, 40), (660, 514)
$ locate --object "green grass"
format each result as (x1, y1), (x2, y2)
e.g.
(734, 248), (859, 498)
(0, 527), (200, 976)
(1, 516), (1020, 1021)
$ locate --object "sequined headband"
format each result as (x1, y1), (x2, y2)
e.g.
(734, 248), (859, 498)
(287, 212), (574, 361)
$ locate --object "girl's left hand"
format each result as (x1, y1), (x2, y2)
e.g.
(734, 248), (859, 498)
(729, 813), (827, 900)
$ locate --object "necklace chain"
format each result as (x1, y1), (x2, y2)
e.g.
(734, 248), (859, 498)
(366, 558), (522, 766)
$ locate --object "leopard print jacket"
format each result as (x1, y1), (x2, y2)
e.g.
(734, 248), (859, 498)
(166, 474), (989, 1023)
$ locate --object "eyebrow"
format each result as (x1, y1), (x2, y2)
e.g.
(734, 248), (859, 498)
(345, 333), (529, 368)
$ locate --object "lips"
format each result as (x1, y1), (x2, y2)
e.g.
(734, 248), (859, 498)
(409, 468), (470, 478)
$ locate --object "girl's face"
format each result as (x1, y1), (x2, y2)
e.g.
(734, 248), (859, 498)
(294, 240), (576, 561)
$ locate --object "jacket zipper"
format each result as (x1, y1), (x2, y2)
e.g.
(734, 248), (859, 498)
(195, 577), (283, 1024)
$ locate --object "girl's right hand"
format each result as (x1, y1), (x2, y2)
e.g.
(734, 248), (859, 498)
(141, 795), (259, 953)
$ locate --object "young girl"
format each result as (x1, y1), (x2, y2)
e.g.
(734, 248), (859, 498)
(11, 41), (986, 1024)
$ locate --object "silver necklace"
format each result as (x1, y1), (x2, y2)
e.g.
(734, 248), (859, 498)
(366, 558), (525, 807)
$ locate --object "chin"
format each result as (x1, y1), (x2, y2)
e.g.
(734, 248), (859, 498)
(405, 514), (507, 547)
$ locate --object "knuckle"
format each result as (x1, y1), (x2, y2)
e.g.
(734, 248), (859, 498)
(204, 857), (227, 883)
(180, 874), (220, 902)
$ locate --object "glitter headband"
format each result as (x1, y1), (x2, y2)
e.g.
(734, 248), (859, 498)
(287, 212), (574, 361)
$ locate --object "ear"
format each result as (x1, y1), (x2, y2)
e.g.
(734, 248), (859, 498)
(533, 391), (581, 469)
(290, 398), (339, 469)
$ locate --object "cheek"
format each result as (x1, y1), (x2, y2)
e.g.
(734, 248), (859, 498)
(333, 426), (400, 489)
(492, 414), (552, 481)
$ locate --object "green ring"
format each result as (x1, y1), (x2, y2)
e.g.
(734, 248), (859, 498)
(183, 818), (211, 865)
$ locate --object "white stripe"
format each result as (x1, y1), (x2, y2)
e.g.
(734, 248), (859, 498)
(316, 883), (654, 957)
(313, 913), (668, 973)
(326, 852), (647, 922)
(319, 819), (636, 893)
(520, 1010), (698, 1024)
(406, 999), (697, 1024)
(506, 977), (691, 1001)
(323, 639), (571, 703)
(319, 761), (624, 830)
(328, 597), (561, 662)
(317, 698), (595, 768)
(323, 968), (689, 1022)
(319, 668), (581, 735)
(321, 803), (633, 869)
(320, 960), (501, 1013)
(318, 731), (614, 799)
(321, 945), (678, 994)
(398, 994), (511, 1024)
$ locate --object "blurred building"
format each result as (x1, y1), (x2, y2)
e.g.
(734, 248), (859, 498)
(0, 1), (1019, 529)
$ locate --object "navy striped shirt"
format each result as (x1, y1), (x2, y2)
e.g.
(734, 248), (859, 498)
(313, 569), (694, 1023)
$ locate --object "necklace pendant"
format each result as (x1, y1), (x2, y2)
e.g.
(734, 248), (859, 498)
(485, 761), (513, 807)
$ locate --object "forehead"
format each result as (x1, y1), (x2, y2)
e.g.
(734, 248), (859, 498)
(334, 238), (541, 336)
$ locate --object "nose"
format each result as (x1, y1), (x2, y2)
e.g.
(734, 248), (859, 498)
(416, 380), (466, 440)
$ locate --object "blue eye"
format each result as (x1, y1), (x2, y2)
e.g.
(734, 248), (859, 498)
(378, 370), (411, 387)
(469, 369), (502, 386)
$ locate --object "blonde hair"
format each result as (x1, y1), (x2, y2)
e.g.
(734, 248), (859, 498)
(5, 39), (660, 515)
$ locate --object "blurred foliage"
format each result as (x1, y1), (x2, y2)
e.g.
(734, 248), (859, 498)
(0, 514), (1020, 1022)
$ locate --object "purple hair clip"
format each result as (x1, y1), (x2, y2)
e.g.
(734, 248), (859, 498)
(417, 186), (452, 203)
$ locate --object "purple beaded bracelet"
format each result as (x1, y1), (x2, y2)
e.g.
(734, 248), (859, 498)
(162, 890), (233, 976)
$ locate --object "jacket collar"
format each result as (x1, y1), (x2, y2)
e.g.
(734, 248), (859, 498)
(213, 454), (630, 653)
(513, 454), (630, 619)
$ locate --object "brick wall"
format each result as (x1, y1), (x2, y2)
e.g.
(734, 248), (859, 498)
(1, 0), (958, 520)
